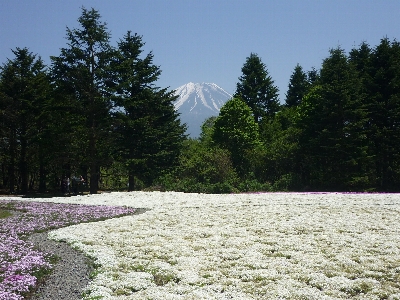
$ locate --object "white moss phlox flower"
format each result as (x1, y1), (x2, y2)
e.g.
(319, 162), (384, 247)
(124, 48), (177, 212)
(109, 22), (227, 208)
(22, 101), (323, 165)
(13, 192), (400, 299)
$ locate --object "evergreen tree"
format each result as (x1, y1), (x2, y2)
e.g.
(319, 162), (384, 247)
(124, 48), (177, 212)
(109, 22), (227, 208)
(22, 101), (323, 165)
(235, 53), (280, 123)
(349, 42), (376, 188)
(367, 38), (400, 190)
(285, 64), (309, 107)
(0, 48), (51, 193)
(297, 48), (370, 190)
(51, 7), (114, 193)
(349, 42), (373, 88)
(307, 67), (319, 85)
(112, 31), (185, 190)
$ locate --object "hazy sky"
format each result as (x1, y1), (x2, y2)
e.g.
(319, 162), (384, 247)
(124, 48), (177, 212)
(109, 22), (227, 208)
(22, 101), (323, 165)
(1, 0), (400, 101)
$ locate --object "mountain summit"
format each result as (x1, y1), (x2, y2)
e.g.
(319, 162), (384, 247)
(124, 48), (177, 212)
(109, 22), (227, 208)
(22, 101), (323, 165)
(173, 82), (232, 137)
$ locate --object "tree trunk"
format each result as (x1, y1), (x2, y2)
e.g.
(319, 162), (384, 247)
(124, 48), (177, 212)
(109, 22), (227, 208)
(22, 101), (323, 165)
(20, 134), (28, 194)
(128, 170), (135, 192)
(8, 164), (14, 194)
(89, 132), (98, 194)
(90, 164), (98, 194)
(1, 163), (7, 189)
(38, 161), (46, 193)
(8, 130), (16, 193)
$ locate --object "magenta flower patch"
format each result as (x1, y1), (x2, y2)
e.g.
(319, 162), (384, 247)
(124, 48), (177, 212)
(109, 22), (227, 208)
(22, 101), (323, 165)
(0, 200), (136, 299)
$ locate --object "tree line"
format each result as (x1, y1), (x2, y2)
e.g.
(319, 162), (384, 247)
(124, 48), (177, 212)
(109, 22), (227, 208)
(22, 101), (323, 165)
(1, 7), (400, 194)
(158, 39), (400, 193)
(0, 8), (185, 194)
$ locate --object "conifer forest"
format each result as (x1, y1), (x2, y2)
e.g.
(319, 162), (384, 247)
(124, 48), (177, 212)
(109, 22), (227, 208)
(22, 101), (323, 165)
(1, 7), (400, 194)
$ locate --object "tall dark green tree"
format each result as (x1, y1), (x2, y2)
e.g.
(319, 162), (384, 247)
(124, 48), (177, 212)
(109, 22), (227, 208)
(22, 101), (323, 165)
(235, 53), (280, 123)
(297, 48), (370, 190)
(0, 48), (51, 193)
(51, 7), (114, 193)
(307, 67), (319, 85)
(112, 31), (185, 190)
(349, 42), (373, 89)
(367, 38), (400, 190)
(285, 64), (309, 107)
(349, 42), (376, 187)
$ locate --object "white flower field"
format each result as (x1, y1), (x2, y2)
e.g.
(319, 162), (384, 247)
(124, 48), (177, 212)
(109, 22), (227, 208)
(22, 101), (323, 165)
(11, 192), (400, 299)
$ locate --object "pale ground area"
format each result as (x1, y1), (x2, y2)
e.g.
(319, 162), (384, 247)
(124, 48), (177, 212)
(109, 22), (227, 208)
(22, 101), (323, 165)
(3, 192), (400, 299)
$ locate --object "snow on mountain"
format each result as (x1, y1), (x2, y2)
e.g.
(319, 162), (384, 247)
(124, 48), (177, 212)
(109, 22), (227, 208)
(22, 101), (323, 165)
(173, 82), (232, 138)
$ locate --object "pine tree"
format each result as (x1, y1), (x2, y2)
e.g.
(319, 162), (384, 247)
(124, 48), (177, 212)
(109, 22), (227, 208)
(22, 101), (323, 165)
(285, 64), (309, 107)
(349, 42), (376, 188)
(307, 67), (319, 85)
(51, 7), (114, 193)
(235, 53), (280, 123)
(297, 48), (369, 190)
(349, 42), (373, 87)
(0, 48), (51, 193)
(367, 38), (400, 190)
(112, 31), (185, 190)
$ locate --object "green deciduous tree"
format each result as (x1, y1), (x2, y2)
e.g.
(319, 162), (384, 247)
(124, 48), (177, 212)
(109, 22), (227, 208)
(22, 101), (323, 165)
(212, 97), (262, 176)
(260, 107), (301, 189)
(235, 53), (280, 123)
(199, 116), (217, 144)
(160, 139), (238, 193)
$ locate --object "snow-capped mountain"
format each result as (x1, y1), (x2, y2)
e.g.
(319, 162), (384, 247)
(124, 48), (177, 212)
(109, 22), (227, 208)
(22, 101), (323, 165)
(173, 82), (232, 137)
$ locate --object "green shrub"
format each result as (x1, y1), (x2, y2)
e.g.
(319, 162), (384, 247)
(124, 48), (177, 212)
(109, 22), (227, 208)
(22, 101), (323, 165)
(238, 179), (272, 193)
(272, 173), (301, 191)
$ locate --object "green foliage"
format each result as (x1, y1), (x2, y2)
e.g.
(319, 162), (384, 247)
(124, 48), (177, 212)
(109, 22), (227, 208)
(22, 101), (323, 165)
(2, 12), (400, 194)
(362, 38), (400, 190)
(51, 7), (115, 194)
(98, 163), (128, 191)
(199, 116), (217, 144)
(271, 173), (302, 191)
(158, 139), (239, 193)
(296, 48), (370, 190)
(237, 177), (272, 193)
(212, 97), (262, 176)
(0, 48), (51, 193)
(0, 7), (186, 194)
(112, 31), (185, 190)
(285, 64), (310, 107)
(0, 209), (12, 219)
(235, 53), (280, 122)
(259, 107), (301, 187)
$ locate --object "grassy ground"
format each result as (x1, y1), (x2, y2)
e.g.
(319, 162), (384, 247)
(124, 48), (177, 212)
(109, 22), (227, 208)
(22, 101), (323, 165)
(0, 209), (12, 219)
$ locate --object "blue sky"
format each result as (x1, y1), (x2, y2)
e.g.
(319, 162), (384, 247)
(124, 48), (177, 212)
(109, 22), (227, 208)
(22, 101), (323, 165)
(1, 0), (400, 101)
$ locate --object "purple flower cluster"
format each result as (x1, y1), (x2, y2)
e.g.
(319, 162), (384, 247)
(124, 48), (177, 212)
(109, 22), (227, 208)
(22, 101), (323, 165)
(0, 234), (48, 298)
(0, 200), (136, 300)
